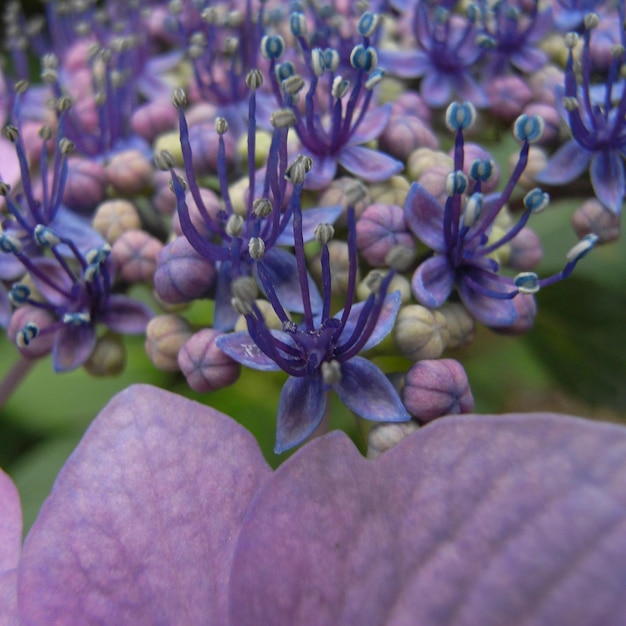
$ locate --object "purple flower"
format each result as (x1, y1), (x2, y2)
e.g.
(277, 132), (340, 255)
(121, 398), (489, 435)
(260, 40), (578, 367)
(378, 4), (488, 108)
(2, 384), (626, 624)
(536, 14), (626, 215)
(405, 103), (597, 328)
(218, 189), (409, 452)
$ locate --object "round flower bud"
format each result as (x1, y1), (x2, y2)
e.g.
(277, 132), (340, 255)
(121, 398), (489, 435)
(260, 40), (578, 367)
(145, 314), (192, 372)
(187, 122), (236, 174)
(178, 328), (241, 393)
(459, 143), (500, 193)
(394, 305), (449, 361)
(153, 131), (184, 165)
(508, 227), (543, 271)
(106, 149), (154, 195)
(366, 420), (420, 460)
(92, 199), (141, 243)
(438, 302), (475, 349)
(493, 293), (537, 336)
(356, 203), (415, 267)
(112, 229), (163, 284)
(154, 237), (217, 304)
(171, 187), (222, 237)
(379, 115), (439, 160)
(7, 306), (56, 358)
(486, 75), (533, 122)
(63, 157), (107, 212)
(357, 271), (411, 303)
(508, 146), (547, 189)
(83, 333), (126, 376)
(407, 148), (452, 182)
(131, 98), (178, 142)
(388, 91), (432, 123)
(571, 198), (620, 243)
(234, 299), (287, 332)
(311, 240), (358, 297)
(368, 175), (411, 207)
(402, 359), (474, 422)
(416, 163), (454, 203)
(318, 177), (370, 225)
(151, 169), (179, 216)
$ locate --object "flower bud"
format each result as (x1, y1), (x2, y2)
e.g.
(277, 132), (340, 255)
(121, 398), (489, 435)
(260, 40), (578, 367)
(367, 420), (419, 459)
(154, 237), (217, 304)
(178, 328), (241, 392)
(83, 333), (126, 376)
(394, 305), (449, 361)
(493, 293), (537, 336)
(145, 314), (192, 372)
(112, 230), (164, 284)
(318, 177), (370, 226)
(438, 303), (475, 349)
(131, 98), (178, 142)
(357, 271), (411, 303)
(187, 122), (236, 174)
(106, 149), (154, 195)
(311, 240), (358, 297)
(379, 115), (439, 160)
(234, 299), (286, 332)
(407, 148), (452, 183)
(571, 198), (620, 243)
(402, 359), (474, 422)
(508, 227), (543, 271)
(92, 199), (141, 243)
(486, 75), (532, 122)
(63, 157), (107, 211)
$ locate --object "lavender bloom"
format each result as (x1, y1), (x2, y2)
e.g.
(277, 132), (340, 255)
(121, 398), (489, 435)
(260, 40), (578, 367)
(378, 4), (488, 108)
(552, 0), (612, 31)
(1, 227), (151, 372)
(218, 186), (409, 453)
(536, 16), (626, 215)
(2, 385), (626, 624)
(264, 12), (402, 188)
(164, 85), (341, 331)
(405, 103), (597, 328)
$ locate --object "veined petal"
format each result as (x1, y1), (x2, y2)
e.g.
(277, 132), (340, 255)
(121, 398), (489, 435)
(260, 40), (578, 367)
(303, 155), (337, 190)
(216, 331), (282, 371)
(213, 262), (239, 332)
(420, 72), (453, 108)
(0, 468), (21, 626)
(411, 256), (454, 308)
(338, 145), (403, 183)
(350, 105), (392, 145)
(404, 183), (446, 252)
(334, 357), (410, 422)
(590, 150), (624, 215)
(377, 49), (431, 78)
(275, 205), (343, 246)
(52, 323), (97, 372)
(275, 373), (327, 454)
(101, 295), (153, 334)
(536, 140), (591, 185)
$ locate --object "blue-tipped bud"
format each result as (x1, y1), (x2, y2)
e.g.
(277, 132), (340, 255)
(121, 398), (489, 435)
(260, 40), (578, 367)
(260, 35), (285, 60)
(350, 44), (378, 71)
(523, 188), (550, 213)
(358, 12), (380, 37)
(445, 170), (468, 196)
(62, 312), (91, 325)
(463, 193), (483, 227)
(466, 2), (480, 22)
(17, 322), (39, 348)
(566, 233), (598, 262)
(0, 234), (23, 254)
(323, 48), (340, 72)
(445, 102), (477, 132)
(365, 69), (385, 90)
(513, 114), (544, 143)
(83, 263), (100, 282)
(85, 244), (112, 265)
(311, 48), (326, 76)
(332, 76), (350, 99)
(290, 12), (307, 36)
(469, 159), (495, 182)
(276, 61), (296, 81)
(9, 283), (30, 305)
(248, 237), (266, 260)
(514, 272), (540, 294)
(34, 225), (61, 248)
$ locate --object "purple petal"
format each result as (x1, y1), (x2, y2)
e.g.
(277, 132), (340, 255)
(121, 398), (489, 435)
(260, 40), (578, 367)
(52, 324), (97, 372)
(276, 373), (327, 453)
(411, 255), (455, 308)
(421, 71), (453, 108)
(536, 140), (591, 185)
(216, 331), (282, 371)
(349, 105), (392, 145)
(29, 258), (73, 307)
(377, 49), (431, 78)
(510, 46), (547, 73)
(456, 74), (490, 108)
(256, 248), (322, 315)
(590, 150), (624, 215)
(213, 262), (239, 332)
(101, 295), (152, 334)
(50, 208), (104, 253)
(18, 385), (271, 625)
(230, 414), (626, 625)
(334, 356), (410, 422)
(337, 291), (401, 353)
(403, 183), (446, 252)
(303, 155), (337, 190)
(338, 145), (403, 183)
(0, 469), (21, 626)
(275, 205), (343, 246)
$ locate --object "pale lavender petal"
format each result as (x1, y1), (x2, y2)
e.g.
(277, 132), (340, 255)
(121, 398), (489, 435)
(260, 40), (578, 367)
(230, 414), (626, 625)
(100, 295), (153, 334)
(52, 323), (97, 372)
(303, 155), (337, 190)
(338, 145), (403, 183)
(216, 331), (282, 371)
(275, 205), (343, 246)
(510, 46), (547, 73)
(590, 150), (624, 215)
(0, 469), (21, 626)
(403, 183), (446, 252)
(377, 49), (431, 78)
(456, 74), (490, 108)
(421, 72), (453, 108)
(19, 385), (271, 625)
(275, 373), (327, 454)
(50, 209), (104, 252)
(29, 258), (74, 307)
(337, 291), (401, 353)
(536, 140), (591, 185)
(349, 105), (392, 145)
(334, 357), (410, 422)
(411, 255), (455, 308)
(213, 261), (239, 332)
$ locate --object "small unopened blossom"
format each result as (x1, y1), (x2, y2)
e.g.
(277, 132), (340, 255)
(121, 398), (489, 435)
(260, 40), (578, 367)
(571, 197), (621, 243)
(394, 304), (450, 361)
(145, 314), (192, 372)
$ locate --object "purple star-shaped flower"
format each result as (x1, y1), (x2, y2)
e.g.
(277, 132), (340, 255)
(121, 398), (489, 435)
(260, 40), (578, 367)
(2, 384), (626, 624)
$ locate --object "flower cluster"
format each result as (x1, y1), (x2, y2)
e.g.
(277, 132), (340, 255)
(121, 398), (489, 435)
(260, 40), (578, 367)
(0, 1), (624, 623)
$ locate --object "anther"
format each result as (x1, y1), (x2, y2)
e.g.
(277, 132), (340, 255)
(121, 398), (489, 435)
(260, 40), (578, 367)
(248, 237), (266, 260)
(314, 223), (335, 244)
(513, 272), (540, 294)
(285, 155), (313, 184)
(171, 88), (188, 108)
(253, 198), (272, 217)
